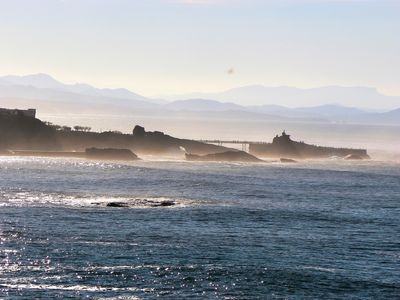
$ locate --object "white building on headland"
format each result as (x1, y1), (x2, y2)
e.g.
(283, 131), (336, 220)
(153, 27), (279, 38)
(0, 108), (36, 118)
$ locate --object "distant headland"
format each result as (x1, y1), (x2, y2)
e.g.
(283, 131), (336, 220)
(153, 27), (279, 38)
(0, 108), (230, 160)
(0, 108), (370, 162)
(249, 131), (370, 160)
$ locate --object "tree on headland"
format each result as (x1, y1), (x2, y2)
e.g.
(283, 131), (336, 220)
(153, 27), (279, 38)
(43, 121), (93, 133)
(46, 123), (62, 131)
(74, 126), (91, 132)
(44, 122), (74, 132)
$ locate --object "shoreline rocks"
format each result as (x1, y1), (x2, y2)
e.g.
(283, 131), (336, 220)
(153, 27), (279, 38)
(105, 199), (176, 208)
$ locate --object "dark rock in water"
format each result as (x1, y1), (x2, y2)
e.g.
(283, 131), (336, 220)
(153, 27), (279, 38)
(106, 200), (175, 208)
(345, 154), (364, 160)
(85, 148), (139, 161)
(185, 151), (263, 163)
(106, 202), (130, 207)
(150, 200), (175, 207)
(280, 158), (297, 163)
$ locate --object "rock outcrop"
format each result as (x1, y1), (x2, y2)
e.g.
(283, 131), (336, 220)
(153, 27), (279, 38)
(85, 148), (139, 161)
(280, 158), (297, 163)
(105, 200), (175, 208)
(0, 111), (231, 157)
(250, 131), (370, 159)
(132, 125), (146, 137)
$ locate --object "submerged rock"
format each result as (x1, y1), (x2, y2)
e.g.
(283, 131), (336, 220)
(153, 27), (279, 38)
(150, 200), (175, 207)
(106, 200), (175, 208)
(185, 151), (263, 163)
(106, 202), (130, 207)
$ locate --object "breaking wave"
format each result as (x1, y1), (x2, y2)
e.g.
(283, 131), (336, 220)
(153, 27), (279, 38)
(0, 189), (204, 209)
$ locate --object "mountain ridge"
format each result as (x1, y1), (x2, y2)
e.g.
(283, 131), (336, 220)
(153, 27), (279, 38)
(1, 73), (162, 104)
(165, 84), (400, 110)
(0, 73), (399, 125)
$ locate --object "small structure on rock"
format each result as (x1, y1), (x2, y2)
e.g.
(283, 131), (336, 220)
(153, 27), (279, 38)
(250, 131), (370, 160)
(0, 108), (36, 118)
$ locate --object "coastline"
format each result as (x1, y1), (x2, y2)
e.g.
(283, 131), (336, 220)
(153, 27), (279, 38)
(0, 109), (374, 162)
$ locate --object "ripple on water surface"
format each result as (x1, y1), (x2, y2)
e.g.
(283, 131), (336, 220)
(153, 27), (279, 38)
(0, 157), (399, 298)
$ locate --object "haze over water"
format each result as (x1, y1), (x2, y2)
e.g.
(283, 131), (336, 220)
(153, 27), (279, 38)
(40, 113), (400, 160)
(1, 0), (400, 298)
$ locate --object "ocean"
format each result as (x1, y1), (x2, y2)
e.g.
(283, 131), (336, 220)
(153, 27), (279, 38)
(0, 157), (399, 299)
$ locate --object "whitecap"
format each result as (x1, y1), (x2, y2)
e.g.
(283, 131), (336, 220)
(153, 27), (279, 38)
(303, 266), (337, 273)
(2, 283), (149, 293)
(0, 189), (206, 209)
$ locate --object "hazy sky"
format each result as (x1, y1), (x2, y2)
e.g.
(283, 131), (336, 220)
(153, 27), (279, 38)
(0, 0), (399, 97)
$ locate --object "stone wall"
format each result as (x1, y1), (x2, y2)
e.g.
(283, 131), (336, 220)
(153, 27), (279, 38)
(0, 108), (36, 118)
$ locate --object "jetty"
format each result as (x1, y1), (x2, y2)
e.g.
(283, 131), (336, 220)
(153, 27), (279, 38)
(196, 131), (369, 159)
(196, 140), (268, 152)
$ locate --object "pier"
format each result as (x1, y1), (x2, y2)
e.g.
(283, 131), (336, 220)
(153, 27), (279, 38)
(196, 140), (268, 152)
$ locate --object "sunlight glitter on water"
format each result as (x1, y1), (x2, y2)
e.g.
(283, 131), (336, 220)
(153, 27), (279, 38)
(1, 156), (399, 298)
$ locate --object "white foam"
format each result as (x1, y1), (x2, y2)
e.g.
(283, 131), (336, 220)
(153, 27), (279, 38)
(303, 266), (337, 273)
(0, 190), (204, 209)
(2, 283), (149, 293)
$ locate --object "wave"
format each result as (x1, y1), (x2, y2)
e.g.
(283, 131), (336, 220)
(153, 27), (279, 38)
(303, 266), (337, 273)
(2, 283), (145, 294)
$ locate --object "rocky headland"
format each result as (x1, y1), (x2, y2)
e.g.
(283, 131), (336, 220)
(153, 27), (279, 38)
(0, 110), (231, 159)
(250, 131), (370, 160)
(0, 108), (370, 162)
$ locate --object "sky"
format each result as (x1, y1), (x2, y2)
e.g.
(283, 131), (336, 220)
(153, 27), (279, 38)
(0, 0), (399, 98)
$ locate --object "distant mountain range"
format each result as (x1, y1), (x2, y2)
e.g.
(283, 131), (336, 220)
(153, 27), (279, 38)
(167, 85), (400, 110)
(0, 74), (399, 125)
(0, 73), (161, 104)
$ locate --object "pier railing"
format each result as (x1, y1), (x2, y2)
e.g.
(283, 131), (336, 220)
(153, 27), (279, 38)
(194, 140), (269, 152)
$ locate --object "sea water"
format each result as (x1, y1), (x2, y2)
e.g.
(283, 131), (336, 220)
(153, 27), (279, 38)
(0, 157), (399, 299)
